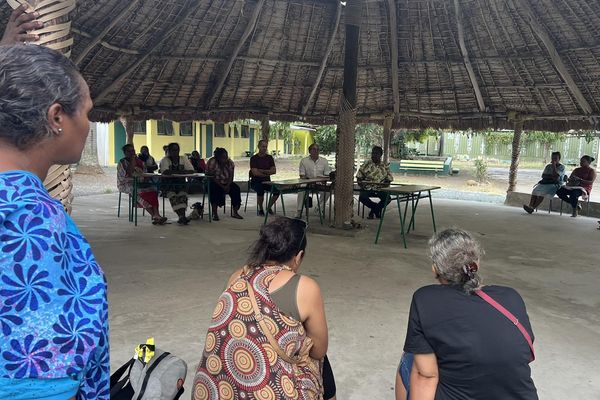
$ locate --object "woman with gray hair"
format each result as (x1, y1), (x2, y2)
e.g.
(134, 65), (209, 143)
(396, 228), (537, 400)
(0, 44), (109, 399)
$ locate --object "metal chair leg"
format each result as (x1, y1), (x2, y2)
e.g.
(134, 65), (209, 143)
(244, 180), (250, 212)
(117, 192), (122, 217)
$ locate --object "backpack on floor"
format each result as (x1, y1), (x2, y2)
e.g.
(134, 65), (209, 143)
(110, 339), (187, 400)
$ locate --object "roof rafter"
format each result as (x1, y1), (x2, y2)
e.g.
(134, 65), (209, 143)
(453, 0), (486, 112)
(93, 0), (198, 104)
(387, 0), (400, 115)
(301, 1), (342, 115)
(74, 0), (140, 65)
(517, 0), (593, 115)
(207, 0), (266, 108)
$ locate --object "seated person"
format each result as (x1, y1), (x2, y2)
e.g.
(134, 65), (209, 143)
(397, 229), (537, 400)
(189, 150), (206, 173)
(250, 139), (279, 216)
(159, 142), (195, 225)
(356, 146), (393, 219)
(138, 145), (158, 173)
(556, 155), (596, 217)
(295, 143), (331, 218)
(192, 217), (330, 399)
(523, 151), (565, 214)
(206, 148), (243, 221)
(117, 144), (167, 224)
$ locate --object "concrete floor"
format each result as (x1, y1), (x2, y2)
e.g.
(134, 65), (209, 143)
(71, 194), (600, 399)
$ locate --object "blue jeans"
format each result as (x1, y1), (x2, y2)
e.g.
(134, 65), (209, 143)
(399, 352), (414, 399)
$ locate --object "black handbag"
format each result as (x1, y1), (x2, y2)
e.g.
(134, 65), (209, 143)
(110, 359), (135, 400)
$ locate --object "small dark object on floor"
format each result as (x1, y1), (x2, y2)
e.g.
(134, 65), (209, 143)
(523, 205), (534, 214)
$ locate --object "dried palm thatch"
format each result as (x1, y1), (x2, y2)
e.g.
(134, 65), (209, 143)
(6, 0), (76, 213)
(3, 0), (600, 131)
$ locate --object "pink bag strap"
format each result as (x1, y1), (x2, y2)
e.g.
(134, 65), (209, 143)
(475, 289), (535, 362)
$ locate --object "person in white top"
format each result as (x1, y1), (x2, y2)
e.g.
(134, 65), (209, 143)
(295, 143), (331, 218)
(159, 142), (195, 225)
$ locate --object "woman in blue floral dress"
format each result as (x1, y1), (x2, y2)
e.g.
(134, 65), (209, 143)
(0, 44), (109, 399)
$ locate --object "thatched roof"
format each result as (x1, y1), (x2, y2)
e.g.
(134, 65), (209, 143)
(3, 0), (600, 131)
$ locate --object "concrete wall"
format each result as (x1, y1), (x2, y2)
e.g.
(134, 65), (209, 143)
(505, 191), (600, 218)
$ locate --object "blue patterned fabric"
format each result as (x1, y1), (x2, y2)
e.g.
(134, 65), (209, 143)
(0, 171), (109, 400)
(0, 376), (79, 399)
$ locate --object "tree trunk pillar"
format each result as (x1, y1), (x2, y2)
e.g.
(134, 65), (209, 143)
(334, 0), (362, 228)
(383, 116), (393, 163)
(122, 117), (135, 145)
(508, 121), (524, 193)
(438, 130), (445, 157)
(261, 116), (270, 141)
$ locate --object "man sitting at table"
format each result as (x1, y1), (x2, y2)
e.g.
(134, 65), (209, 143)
(356, 146), (394, 219)
(159, 142), (195, 225)
(117, 144), (167, 225)
(250, 139), (279, 216)
(207, 147), (243, 221)
(295, 143), (331, 218)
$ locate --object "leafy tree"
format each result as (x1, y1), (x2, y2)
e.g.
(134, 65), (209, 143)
(270, 121), (291, 142)
(356, 123), (383, 157)
(391, 129), (438, 158)
(314, 125), (337, 155)
(480, 130), (566, 162)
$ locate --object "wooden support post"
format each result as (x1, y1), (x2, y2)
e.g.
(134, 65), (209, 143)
(383, 116), (393, 164)
(334, 0), (362, 228)
(120, 116), (135, 145)
(508, 120), (524, 193)
(387, 0), (400, 115)
(261, 116), (270, 141)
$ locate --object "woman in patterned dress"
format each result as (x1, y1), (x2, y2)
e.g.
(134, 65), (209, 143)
(193, 217), (329, 400)
(117, 143), (167, 225)
(0, 44), (109, 399)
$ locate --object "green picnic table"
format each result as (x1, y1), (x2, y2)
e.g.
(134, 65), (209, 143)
(374, 185), (441, 247)
(262, 177), (330, 225)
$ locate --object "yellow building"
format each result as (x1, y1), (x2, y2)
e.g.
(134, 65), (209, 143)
(107, 120), (315, 165)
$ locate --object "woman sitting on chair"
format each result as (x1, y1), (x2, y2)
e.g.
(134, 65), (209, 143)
(523, 151), (565, 214)
(117, 144), (167, 225)
(206, 147), (243, 221)
(556, 155), (596, 217)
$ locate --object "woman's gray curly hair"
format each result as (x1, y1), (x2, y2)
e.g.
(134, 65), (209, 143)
(0, 45), (84, 150)
(429, 228), (484, 294)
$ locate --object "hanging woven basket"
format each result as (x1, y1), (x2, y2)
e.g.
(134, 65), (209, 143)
(7, 0), (77, 213)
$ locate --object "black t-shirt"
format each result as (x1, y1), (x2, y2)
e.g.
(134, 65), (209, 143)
(250, 154), (275, 182)
(404, 284), (538, 400)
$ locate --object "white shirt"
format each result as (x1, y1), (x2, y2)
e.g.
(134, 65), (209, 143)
(159, 156), (194, 173)
(299, 156), (331, 178)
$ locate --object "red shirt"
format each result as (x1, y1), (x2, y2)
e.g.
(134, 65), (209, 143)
(571, 166), (595, 194)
